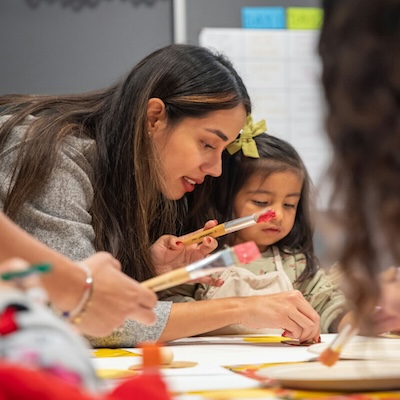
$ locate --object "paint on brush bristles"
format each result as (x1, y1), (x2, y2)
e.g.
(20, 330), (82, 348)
(318, 347), (340, 367)
(233, 241), (261, 264)
(318, 323), (358, 367)
(256, 209), (276, 223)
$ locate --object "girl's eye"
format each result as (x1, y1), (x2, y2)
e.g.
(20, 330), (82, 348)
(252, 200), (268, 207)
(284, 203), (296, 209)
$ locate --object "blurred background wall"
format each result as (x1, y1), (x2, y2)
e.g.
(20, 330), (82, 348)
(0, 0), (172, 94)
(0, 0), (319, 94)
(185, 0), (319, 44)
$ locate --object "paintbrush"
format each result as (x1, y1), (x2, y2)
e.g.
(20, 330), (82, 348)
(0, 263), (52, 281)
(141, 241), (260, 292)
(319, 323), (359, 367)
(181, 209), (276, 245)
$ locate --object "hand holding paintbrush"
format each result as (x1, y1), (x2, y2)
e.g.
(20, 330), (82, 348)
(141, 241), (261, 292)
(180, 209), (276, 246)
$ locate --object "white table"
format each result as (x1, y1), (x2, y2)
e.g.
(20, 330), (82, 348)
(91, 334), (333, 396)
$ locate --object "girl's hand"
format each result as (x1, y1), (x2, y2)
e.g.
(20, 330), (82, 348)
(150, 220), (220, 285)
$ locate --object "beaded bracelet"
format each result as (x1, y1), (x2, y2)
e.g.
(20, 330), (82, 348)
(59, 262), (94, 324)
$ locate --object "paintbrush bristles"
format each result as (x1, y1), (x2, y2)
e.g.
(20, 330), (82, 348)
(256, 209), (276, 223)
(319, 323), (358, 367)
(318, 348), (340, 367)
(233, 241), (261, 264)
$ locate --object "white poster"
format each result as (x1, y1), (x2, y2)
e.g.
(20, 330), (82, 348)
(200, 28), (332, 207)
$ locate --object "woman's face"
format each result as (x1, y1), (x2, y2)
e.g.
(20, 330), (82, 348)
(233, 170), (303, 252)
(152, 104), (247, 200)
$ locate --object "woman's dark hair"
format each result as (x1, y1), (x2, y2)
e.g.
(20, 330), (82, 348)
(0, 44), (251, 281)
(319, 0), (400, 324)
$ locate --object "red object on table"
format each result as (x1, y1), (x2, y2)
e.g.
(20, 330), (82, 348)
(0, 362), (171, 400)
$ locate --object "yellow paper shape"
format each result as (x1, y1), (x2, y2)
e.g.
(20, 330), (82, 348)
(189, 388), (278, 399)
(92, 348), (140, 358)
(96, 369), (138, 379)
(243, 336), (285, 343)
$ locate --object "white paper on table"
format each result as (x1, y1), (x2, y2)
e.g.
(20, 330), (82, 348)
(91, 335), (337, 393)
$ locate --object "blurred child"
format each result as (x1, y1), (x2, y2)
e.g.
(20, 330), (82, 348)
(318, 0), (400, 332)
(0, 258), (170, 400)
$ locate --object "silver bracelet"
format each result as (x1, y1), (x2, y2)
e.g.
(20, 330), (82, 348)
(59, 262), (94, 324)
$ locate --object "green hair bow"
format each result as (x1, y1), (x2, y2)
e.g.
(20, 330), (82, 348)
(227, 114), (266, 158)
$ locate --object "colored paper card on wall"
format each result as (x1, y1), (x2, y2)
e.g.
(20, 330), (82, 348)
(242, 7), (285, 29)
(286, 7), (323, 30)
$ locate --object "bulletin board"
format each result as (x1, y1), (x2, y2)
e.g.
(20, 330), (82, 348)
(199, 27), (331, 207)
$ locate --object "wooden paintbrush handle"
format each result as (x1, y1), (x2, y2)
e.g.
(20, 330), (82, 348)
(181, 224), (227, 245)
(141, 268), (191, 292)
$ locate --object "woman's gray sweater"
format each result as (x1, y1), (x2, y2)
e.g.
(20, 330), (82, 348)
(0, 116), (172, 348)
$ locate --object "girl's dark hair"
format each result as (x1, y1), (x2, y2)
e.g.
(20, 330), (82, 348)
(187, 133), (317, 283)
(0, 44), (251, 281)
(319, 0), (400, 324)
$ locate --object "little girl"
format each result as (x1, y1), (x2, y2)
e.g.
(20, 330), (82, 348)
(160, 115), (348, 335)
